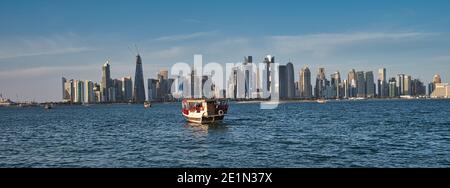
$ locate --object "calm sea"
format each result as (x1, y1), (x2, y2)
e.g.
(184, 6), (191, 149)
(0, 99), (449, 167)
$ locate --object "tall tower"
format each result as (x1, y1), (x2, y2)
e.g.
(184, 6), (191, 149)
(365, 71), (375, 98)
(133, 54), (146, 103)
(101, 60), (111, 102)
(299, 66), (312, 98)
(263, 55), (275, 92)
(315, 68), (326, 98)
(286, 62), (295, 99)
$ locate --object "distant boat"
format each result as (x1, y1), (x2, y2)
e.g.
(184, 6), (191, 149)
(144, 101), (151, 108)
(44, 104), (53, 109)
(317, 99), (327, 104)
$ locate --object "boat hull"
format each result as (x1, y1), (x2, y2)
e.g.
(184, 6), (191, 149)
(183, 113), (225, 124)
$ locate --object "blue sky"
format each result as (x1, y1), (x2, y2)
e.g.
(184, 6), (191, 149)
(1, 0), (450, 101)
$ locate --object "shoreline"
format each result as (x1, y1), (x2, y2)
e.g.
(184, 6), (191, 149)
(1, 97), (449, 108)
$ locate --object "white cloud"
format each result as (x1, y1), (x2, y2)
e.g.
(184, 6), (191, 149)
(267, 32), (437, 57)
(0, 34), (96, 60)
(153, 30), (219, 42)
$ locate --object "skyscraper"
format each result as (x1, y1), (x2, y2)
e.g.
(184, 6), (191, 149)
(74, 80), (84, 103)
(330, 71), (341, 98)
(397, 74), (405, 96)
(388, 77), (397, 97)
(133, 54), (146, 103)
(263, 55), (275, 93)
(411, 79), (426, 96)
(347, 69), (357, 98)
(315, 68), (326, 98)
(429, 74), (442, 95)
(84, 80), (94, 103)
(299, 66), (312, 98)
(122, 76), (133, 102)
(356, 71), (366, 98)
(101, 60), (111, 102)
(404, 75), (412, 96)
(278, 65), (287, 99)
(378, 68), (387, 97)
(286, 62), (295, 99)
(365, 71), (375, 98)
(148, 78), (158, 101)
(63, 78), (74, 102)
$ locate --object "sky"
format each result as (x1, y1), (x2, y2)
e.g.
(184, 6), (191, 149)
(0, 0), (450, 102)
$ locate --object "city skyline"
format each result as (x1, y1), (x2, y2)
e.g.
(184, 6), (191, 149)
(58, 53), (441, 105)
(1, 0), (450, 101)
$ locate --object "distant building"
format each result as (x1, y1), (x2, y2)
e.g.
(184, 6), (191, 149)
(365, 71), (375, 98)
(112, 79), (123, 102)
(411, 79), (426, 96)
(286, 62), (296, 99)
(73, 80), (84, 103)
(101, 60), (111, 102)
(330, 71), (341, 99)
(278, 65), (287, 99)
(377, 68), (388, 98)
(84, 80), (95, 103)
(148, 78), (158, 101)
(315, 68), (326, 98)
(299, 66), (312, 99)
(388, 77), (397, 97)
(347, 69), (357, 98)
(430, 83), (450, 98)
(403, 75), (412, 96)
(93, 83), (101, 102)
(356, 71), (366, 98)
(63, 78), (74, 102)
(147, 69), (175, 102)
(133, 54), (146, 103)
(429, 74), (442, 95)
(263, 55), (275, 95)
(122, 76), (133, 102)
(397, 74), (405, 96)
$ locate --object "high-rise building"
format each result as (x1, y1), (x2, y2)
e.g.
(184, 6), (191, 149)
(430, 83), (450, 98)
(356, 71), (366, 98)
(93, 83), (101, 102)
(243, 56), (252, 99)
(365, 71), (375, 98)
(101, 60), (111, 102)
(263, 55), (275, 94)
(378, 68), (388, 97)
(388, 77), (397, 97)
(299, 66), (312, 99)
(286, 62), (295, 99)
(84, 80), (95, 103)
(73, 80), (84, 103)
(397, 74), (405, 96)
(148, 78), (158, 101)
(343, 79), (349, 98)
(133, 54), (146, 103)
(347, 69), (357, 98)
(113, 79), (123, 102)
(330, 71), (341, 98)
(63, 78), (74, 102)
(315, 68), (326, 98)
(411, 79), (426, 96)
(62, 77), (67, 100)
(429, 74), (442, 95)
(278, 65), (287, 99)
(122, 76), (133, 102)
(404, 75), (412, 96)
